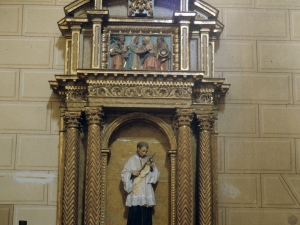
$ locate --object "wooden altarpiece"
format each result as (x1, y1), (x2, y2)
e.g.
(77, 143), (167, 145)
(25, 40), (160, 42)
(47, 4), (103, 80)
(49, 0), (229, 224)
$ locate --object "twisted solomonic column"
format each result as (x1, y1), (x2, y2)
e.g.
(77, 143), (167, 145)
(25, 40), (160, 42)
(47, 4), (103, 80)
(84, 107), (103, 225)
(175, 108), (194, 225)
(197, 114), (215, 225)
(62, 111), (82, 225)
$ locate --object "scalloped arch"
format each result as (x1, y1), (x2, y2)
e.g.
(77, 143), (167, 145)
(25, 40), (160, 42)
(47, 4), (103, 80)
(102, 112), (177, 150)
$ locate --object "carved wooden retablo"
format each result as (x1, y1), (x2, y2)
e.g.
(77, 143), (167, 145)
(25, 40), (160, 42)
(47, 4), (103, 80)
(50, 0), (230, 224)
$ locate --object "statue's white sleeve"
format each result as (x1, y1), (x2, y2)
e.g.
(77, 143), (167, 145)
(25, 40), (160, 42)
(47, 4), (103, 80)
(121, 158), (134, 193)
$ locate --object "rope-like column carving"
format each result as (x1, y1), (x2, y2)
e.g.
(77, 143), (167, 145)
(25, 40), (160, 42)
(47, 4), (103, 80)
(197, 114), (215, 225)
(175, 108), (194, 225)
(168, 150), (177, 225)
(84, 107), (103, 225)
(100, 150), (110, 225)
(62, 111), (81, 225)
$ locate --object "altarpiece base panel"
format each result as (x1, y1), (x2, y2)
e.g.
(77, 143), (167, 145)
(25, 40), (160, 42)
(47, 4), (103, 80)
(50, 0), (230, 224)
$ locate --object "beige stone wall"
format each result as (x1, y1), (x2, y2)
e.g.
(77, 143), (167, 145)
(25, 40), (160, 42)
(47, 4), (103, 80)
(0, 0), (299, 225)
(212, 0), (300, 224)
(0, 1), (71, 224)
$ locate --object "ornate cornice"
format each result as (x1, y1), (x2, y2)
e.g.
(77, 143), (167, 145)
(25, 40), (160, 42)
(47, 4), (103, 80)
(49, 71), (230, 107)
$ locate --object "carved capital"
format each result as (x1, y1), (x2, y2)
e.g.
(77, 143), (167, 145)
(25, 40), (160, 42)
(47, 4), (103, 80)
(197, 114), (215, 131)
(64, 111), (82, 128)
(85, 107), (103, 125)
(175, 108), (194, 127)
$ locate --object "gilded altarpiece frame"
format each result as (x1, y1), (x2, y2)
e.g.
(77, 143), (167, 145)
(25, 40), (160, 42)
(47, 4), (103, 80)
(50, 0), (230, 225)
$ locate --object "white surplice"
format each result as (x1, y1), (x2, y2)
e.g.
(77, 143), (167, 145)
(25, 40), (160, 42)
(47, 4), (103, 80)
(121, 154), (160, 207)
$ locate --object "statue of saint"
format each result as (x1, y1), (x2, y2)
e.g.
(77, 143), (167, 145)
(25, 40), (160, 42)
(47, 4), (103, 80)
(121, 141), (160, 225)
(135, 36), (159, 70)
(124, 36), (141, 70)
(154, 36), (170, 70)
(110, 35), (127, 69)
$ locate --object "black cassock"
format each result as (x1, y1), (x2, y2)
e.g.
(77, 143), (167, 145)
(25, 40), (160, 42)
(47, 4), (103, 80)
(127, 206), (152, 225)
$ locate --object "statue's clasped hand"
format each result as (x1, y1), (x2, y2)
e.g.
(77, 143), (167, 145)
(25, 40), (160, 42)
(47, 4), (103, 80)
(132, 170), (141, 177)
(146, 161), (153, 167)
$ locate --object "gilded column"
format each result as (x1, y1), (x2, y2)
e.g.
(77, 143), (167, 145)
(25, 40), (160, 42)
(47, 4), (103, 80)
(100, 149), (110, 225)
(180, 21), (190, 71)
(175, 108), (194, 225)
(94, 0), (102, 9)
(200, 28), (210, 77)
(62, 111), (82, 225)
(57, 107), (66, 225)
(70, 25), (81, 74)
(197, 114), (215, 225)
(168, 150), (177, 225)
(174, 12), (196, 71)
(209, 39), (216, 78)
(84, 107), (103, 225)
(64, 35), (72, 75)
(180, 0), (189, 11)
(92, 19), (102, 69)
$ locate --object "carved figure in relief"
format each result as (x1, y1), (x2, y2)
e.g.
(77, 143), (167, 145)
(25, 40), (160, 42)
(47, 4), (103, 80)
(135, 36), (159, 70)
(121, 141), (160, 225)
(110, 35), (127, 69)
(154, 36), (170, 70)
(124, 36), (141, 70)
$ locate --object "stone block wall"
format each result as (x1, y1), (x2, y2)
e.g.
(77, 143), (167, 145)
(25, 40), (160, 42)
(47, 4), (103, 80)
(0, 1), (69, 224)
(213, 0), (300, 224)
(0, 0), (299, 224)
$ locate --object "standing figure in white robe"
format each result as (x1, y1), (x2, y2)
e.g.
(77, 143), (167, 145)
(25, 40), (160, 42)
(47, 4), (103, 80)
(121, 141), (160, 225)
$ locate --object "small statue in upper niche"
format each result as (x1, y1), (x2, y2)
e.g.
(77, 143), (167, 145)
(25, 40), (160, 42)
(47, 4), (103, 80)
(110, 35), (127, 69)
(154, 36), (170, 70)
(124, 36), (141, 70)
(135, 36), (159, 70)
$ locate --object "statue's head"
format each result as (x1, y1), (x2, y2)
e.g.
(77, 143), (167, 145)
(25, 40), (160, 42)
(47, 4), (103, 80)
(137, 141), (149, 158)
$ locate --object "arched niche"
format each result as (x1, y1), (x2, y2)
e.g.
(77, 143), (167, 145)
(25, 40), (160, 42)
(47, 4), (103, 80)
(106, 119), (171, 224)
(102, 112), (177, 150)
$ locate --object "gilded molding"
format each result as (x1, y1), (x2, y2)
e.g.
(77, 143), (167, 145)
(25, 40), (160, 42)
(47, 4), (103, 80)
(88, 85), (192, 98)
(175, 108), (194, 225)
(196, 114), (215, 225)
(84, 107), (103, 225)
(102, 28), (109, 69)
(62, 111), (81, 225)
